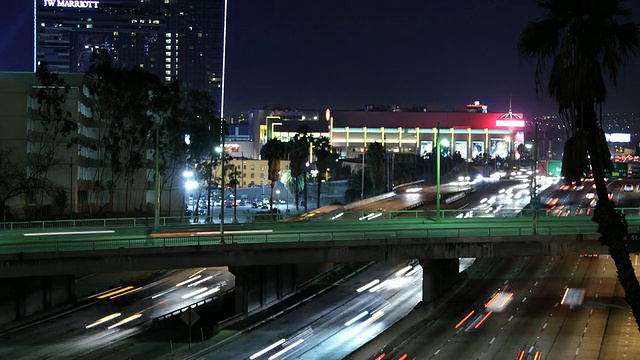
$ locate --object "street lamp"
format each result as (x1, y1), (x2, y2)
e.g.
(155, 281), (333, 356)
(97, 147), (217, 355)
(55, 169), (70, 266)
(154, 124), (160, 230)
(361, 147), (366, 200)
(436, 125), (441, 220)
(215, 145), (224, 235)
(276, 189), (281, 205)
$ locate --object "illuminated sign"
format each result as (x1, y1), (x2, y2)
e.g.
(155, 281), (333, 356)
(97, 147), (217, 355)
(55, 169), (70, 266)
(496, 120), (525, 128)
(43, 0), (99, 8)
(606, 133), (631, 143)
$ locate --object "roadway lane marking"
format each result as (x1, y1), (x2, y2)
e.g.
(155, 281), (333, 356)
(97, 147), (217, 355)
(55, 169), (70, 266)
(543, 322), (547, 329)
(575, 348), (580, 356)
(508, 315), (513, 321)
(490, 337), (495, 345)
(434, 349), (441, 355)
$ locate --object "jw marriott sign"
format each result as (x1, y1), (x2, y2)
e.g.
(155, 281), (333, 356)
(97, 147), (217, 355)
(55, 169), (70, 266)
(43, 0), (99, 8)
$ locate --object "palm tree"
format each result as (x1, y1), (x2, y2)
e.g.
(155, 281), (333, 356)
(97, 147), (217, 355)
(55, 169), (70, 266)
(313, 136), (332, 209)
(289, 125), (313, 213)
(260, 138), (287, 212)
(519, 0), (640, 330)
(367, 141), (387, 195)
(227, 163), (241, 222)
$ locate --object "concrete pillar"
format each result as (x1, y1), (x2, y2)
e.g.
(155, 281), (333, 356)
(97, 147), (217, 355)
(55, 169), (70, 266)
(0, 274), (75, 327)
(230, 263), (333, 316)
(420, 259), (459, 303)
(230, 264), (296, 315)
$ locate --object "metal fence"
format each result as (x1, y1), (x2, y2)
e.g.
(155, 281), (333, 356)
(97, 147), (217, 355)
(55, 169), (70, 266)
(1, 217), (629, 255)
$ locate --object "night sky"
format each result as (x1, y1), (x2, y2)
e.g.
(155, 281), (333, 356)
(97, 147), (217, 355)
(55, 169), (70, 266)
(2, 1), (640, 118)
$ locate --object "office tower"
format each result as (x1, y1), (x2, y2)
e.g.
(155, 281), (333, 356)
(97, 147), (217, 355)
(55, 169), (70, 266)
(36, 0), (226, 113)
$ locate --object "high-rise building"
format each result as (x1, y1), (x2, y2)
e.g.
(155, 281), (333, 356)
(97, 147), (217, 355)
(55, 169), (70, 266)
(35, 0), (227, 114)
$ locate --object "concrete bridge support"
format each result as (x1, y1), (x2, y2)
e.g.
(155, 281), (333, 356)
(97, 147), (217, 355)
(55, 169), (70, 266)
(230, 262), (334, 315)
(0, 275), (75, 326)
(420, 258), (459, 303)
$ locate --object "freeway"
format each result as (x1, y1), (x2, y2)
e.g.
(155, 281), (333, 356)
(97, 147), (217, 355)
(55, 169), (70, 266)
(359, 253), (640, 360)
(197, 261), (424, 360)
(0, 268), (234, 359)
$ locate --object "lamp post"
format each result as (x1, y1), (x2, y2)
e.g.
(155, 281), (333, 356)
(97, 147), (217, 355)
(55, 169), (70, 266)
(436, 124), (441, 220)
(154, 124), (160, 230)
(361, 147), (366, 200)
(215, 145), (225, 235)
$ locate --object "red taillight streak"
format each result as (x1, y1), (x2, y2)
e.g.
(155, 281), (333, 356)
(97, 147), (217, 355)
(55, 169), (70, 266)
(150, 231), (196, 237)
(455, 310), (475, 329)
(516, 350), (525, 360)
(374, 353), (386, 360)
(474, 310), (493, 329)
(398, 354), (408, 360)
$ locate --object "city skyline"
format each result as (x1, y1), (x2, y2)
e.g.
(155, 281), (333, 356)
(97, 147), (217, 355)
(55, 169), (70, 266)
(2, 1), (640, 118)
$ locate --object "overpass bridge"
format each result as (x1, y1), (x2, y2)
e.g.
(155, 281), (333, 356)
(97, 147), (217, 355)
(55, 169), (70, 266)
(3, 188), (640, 320)
(2, 215), (637, 311)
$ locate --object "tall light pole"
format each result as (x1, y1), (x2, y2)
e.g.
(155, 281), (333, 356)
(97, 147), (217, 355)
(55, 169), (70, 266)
(361, 147), (366, 200)
(154, 125), (160, 229)
(216, 144), (225, 235)
(436, 123), (441, 220)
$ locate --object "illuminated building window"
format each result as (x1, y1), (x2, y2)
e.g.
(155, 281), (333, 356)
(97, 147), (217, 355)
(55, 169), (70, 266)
(165, 77), (171, 82)
(113, 31), (119, 36)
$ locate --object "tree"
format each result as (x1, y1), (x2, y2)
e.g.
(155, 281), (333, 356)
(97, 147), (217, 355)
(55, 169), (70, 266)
(367, 141), (387, 195)
(288, 125), (313, 213)
(260, 138), (287, 211)
(182, 89), (222, 219)
(344, 168), (372, 203)
(519, 0), (640, 330)
(227, 163), (241, 222)
(85, 54), (166, 211)
(34, 63), (77, 214)
(313, 136), (332, 209)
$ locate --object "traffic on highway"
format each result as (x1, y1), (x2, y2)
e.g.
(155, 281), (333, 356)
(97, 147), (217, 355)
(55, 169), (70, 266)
(3, 174), (640, 359)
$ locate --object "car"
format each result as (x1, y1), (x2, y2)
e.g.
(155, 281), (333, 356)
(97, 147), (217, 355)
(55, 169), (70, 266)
(624, 184), (633, 192)
(261, 204), (269, 209)
(214, 200), (222, 206)
(185, 209), (193, 216)
(279, 199), (286, 204)
(251, 202), (258, 208)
